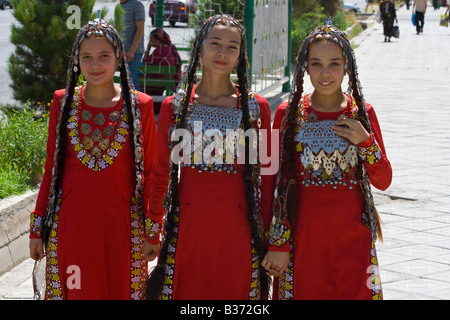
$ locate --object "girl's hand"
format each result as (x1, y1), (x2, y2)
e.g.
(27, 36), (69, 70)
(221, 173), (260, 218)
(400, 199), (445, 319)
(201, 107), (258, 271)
(29, 238), (45, 261)
(332, 118), (371, 145)
(262, 250), (290, 277)
(144, 241), (160, 262)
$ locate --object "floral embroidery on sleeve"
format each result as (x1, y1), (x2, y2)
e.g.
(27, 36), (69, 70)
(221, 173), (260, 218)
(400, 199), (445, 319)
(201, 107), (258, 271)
(30, 213), (43, 238)
(145, 217), (162, 242)
(358, 136), (382, 165)
(267, 221), (291, 248)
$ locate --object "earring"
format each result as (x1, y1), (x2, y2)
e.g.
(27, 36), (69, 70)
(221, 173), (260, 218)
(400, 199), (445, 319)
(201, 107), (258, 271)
(73, 59), (79, 73)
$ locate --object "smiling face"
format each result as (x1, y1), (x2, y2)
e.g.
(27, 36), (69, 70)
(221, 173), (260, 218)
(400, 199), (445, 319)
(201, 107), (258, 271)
(78, 36), (120, 87)
(307, 40), (346, 98)
(199, 24), (242, 77)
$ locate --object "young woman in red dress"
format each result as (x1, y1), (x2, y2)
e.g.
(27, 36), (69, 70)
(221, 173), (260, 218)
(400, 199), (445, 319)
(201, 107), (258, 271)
(144, 15), (274, 300)
(29, 18), (157, 300)
(267, 19), (392, 300)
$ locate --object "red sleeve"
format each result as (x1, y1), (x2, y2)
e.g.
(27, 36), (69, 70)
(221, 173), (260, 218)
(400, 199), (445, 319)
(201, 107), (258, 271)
(29, 89), (65, 239)
(148, 96), (174, 236)
(253, 94), (274, 236)
(357, 104), (392, 191)
(135, 92), (160, 244)
(267, 102), (291, 253)
(138, 92), (156, 217)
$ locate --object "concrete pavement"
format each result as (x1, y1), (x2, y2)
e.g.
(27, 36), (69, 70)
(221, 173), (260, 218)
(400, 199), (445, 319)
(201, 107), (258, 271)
(1, 3), (450, 300)
(353, 4), (450, 300)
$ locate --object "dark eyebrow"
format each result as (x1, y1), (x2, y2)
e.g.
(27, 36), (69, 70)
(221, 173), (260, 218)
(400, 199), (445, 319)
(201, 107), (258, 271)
(309, 57), (343, 61)
(79, 50), (113, 55)
(209, 35), (241, 44)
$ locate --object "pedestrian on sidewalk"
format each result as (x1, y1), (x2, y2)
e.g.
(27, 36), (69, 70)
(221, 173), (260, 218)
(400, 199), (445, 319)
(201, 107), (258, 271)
(267, 18), (392, 300)
(120, 0), (145, 91)
(432, 0), (438, 10)
(413, 0), (428, 34)
(406, 0), (411, 10)
(380, 0), (398, 42)
(145, 14), (275, 300)
(29, 18), (157, 300)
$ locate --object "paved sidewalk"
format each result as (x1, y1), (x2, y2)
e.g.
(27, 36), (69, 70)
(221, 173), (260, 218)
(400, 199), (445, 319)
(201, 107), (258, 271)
(355, 4), (450, 299)
(1, 4), (450, 300)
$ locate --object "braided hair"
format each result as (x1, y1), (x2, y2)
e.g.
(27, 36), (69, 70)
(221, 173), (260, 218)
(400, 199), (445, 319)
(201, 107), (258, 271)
(145, 14), (271, 300)
(276, 18), (382, 241)
(41, 18), (145, 243)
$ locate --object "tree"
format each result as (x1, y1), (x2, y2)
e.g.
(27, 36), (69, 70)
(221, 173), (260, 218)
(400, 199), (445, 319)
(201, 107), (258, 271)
(292, 0), (342, 17)
(8, 0), (123, 108)
(292, 0), (322, 17)
(196, 0), (243, 23)
(319, 0), (341, 17)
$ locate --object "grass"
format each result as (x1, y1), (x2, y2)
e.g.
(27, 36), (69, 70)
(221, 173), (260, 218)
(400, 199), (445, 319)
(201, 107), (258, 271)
(0, 104), (48, 200)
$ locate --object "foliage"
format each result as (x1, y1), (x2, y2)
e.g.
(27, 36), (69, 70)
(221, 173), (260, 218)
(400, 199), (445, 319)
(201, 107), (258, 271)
(292, 0), (341, 17)
(0, 168), (30, 199)
(196, 0), (243, 24)
(0, 104), (49, 199)
(290, 5), (356, 66)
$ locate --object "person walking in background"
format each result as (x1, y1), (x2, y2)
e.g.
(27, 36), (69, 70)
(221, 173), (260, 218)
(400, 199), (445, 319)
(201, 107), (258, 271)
(142, 28), (182, 114)
(267, 18), (392, 300)
(432, 0), (438, 10)
(144, 14), (275, 300)
(413, 0), (428, 34)
(406, 0), (411, 9)
(380, 0), (398, 42)
(120, 0), (145, 90)
(28, 18), (157, 300)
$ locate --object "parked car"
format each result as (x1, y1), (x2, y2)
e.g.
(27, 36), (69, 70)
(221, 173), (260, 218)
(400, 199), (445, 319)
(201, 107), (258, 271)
(0, 0), (13, 10)
(149, 0), (198, 27)
(344, 2), (361, 14)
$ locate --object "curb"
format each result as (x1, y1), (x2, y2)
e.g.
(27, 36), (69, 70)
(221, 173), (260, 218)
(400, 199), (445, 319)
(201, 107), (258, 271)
(0, 189), (38, 276)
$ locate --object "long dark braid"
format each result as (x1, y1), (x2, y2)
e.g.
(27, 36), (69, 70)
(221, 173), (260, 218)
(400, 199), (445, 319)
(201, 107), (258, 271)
(145, 14), (270, 300)
(145, 32), (198, 300)
(42, 67), (79, 244)
(235, 42), (271, 299)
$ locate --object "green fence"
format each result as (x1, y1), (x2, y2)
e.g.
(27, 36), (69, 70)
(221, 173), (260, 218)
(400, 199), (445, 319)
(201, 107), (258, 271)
(151, 0), (292, 95)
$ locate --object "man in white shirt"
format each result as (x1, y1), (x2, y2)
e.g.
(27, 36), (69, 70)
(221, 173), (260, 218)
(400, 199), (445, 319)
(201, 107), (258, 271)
(413, 0), (428, 34)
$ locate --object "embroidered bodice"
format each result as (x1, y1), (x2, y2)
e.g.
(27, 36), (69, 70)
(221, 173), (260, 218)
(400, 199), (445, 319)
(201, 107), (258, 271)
(295, 95), (381, 189)
(68, 86), (129, 171)
(169, 87), (261, 173)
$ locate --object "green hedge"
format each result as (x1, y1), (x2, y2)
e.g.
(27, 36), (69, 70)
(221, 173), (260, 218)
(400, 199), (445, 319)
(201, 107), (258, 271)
(0, 105), (48, 199)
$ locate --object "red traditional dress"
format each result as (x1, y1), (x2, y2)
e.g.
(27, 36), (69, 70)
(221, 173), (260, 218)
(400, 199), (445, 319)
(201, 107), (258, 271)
(29, 85), (156, 300)
(149, 85), (274, 299)
(269, 94), (392, 300)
